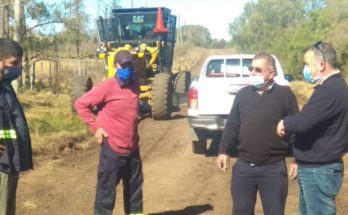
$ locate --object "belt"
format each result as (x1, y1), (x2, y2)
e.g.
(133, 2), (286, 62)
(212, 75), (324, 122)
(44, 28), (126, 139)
(297, 159), (342, 167)
(239, 158), (284, 167)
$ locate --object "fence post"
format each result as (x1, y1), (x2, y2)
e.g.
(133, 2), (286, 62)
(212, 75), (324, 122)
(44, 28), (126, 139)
(49, 60), (52, 88)
(30, 63), (35, 90)
(52, 61), (59, 94)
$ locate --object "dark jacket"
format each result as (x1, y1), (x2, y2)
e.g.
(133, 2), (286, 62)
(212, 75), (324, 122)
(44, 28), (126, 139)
(0, 81), (33, 175)
(220, 84), (298, 165)
(284, 73), (348, 165)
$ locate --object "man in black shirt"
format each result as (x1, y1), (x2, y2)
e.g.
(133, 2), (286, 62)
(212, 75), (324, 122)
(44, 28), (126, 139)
(277, 42), (348, 214)
(217, 53), (298, 215)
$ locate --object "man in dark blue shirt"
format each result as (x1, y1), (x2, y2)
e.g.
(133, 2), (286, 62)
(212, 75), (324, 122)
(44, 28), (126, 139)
(277, 41), (348, 214)
(217, 53), (298, 215)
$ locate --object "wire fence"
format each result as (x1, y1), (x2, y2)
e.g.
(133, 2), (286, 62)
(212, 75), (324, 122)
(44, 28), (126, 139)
(22, 58), (106, 93)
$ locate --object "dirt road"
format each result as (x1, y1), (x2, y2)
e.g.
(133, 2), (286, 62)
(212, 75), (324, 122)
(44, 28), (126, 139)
(17, 106), (348, 215)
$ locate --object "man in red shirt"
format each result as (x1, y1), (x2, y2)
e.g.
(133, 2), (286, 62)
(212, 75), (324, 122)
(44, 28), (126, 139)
(75, 50), (143, 215)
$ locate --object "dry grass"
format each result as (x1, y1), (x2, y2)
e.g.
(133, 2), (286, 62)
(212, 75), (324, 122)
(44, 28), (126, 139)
(17, 91), (89, 156)
(289, 81), (314, 109)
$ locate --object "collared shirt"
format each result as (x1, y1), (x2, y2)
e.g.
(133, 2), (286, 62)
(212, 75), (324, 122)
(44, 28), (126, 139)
(315, 70), (340, 87)
(75, 78), (140, 155)
(256, 81), (275, 95)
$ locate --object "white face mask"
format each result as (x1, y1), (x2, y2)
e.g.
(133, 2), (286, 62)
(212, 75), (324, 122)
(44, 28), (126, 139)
(249, 75), (266, 90)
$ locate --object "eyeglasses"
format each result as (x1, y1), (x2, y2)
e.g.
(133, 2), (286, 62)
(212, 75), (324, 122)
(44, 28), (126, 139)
(248, 66), (265, 73)
(312, 41), (326, 62)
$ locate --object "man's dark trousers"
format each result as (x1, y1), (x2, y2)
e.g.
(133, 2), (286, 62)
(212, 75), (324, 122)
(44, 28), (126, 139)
(94, 140), (143, 215)
(231, 158), (288, 215)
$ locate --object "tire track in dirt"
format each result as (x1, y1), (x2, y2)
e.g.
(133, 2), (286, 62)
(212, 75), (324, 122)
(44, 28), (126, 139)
(138, 118), (173, 161)
(137, 108), (232, 214)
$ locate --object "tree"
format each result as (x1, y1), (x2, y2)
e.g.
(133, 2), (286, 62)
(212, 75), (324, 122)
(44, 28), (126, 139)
(18, 0), (65, 58)
(98, 0), (121, 17)
(60, 0), (90, 58)
(324, 0), (348, 65)
(0, 0), (10, 37)
(179, 25), (212, 47)
(229, 0), (305, 52)
(210, 39), (227, 49)
(229, 0), (348, 77)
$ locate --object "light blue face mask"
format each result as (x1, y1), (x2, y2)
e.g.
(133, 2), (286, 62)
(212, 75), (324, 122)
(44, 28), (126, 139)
(249, 75), (266, 90)
(3, 67), (22, 82)
(303, 65), (320, 84)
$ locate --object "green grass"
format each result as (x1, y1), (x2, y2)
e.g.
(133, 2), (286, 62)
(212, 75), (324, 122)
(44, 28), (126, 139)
(12, 80), (328, 156)
(17, 91), (90, 155)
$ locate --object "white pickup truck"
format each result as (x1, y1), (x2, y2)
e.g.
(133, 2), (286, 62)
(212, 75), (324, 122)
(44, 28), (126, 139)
(188, 54), (289, 154)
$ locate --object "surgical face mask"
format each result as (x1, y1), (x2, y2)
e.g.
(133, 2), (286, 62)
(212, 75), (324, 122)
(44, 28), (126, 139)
(249, 75), (266, 90)
(116, 67), (134, 81)
(3, 66), (22, 82)
(303, 65), (320, 84)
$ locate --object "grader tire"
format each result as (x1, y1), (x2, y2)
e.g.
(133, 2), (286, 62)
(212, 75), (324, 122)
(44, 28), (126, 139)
(151, 73), (172, 120)
(174, 71), (191, 93)
(71, 75), (93, 112)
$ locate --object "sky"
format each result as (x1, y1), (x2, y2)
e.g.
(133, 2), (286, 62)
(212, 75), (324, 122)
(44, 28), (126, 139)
(86, 0), (250, 40)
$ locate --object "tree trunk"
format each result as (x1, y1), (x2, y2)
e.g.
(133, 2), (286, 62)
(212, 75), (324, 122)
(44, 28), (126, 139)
(0, 4), (9, 37)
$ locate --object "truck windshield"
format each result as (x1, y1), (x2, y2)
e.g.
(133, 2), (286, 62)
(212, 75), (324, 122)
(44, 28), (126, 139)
(96, 13), (157, 42)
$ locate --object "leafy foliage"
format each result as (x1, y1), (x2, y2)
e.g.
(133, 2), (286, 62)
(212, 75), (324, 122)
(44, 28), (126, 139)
(59, 0), (91, 58)
(178, 25), (212, 47)
(229, 0), (348, 77)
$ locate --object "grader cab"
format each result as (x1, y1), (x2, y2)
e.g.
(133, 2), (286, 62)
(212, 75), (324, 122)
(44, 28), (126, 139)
(94, 7), (191, 119)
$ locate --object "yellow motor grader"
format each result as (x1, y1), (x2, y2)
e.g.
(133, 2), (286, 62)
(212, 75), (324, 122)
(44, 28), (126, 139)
(76, 7), (190, 119)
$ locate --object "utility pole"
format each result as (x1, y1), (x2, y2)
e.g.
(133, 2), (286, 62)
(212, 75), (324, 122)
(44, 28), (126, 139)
(13, 0), (22, 42)
(68, 0), (72, 58)
(14, 0), (21, 42)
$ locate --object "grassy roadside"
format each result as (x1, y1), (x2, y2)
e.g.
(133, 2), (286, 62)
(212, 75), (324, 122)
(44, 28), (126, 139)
(16, 81), (314, 157)
(17, 91), (91, 157)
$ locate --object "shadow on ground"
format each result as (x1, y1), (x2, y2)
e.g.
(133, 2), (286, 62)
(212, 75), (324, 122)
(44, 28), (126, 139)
(204, 131), (238, 157)
(148, 204), (213, 215)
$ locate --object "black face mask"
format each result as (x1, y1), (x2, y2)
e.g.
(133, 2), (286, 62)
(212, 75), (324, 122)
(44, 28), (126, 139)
(3, 67), (22, 82)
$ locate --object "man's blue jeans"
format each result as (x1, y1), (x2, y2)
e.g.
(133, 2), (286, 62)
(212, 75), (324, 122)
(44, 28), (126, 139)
(297, 162), (343, 215)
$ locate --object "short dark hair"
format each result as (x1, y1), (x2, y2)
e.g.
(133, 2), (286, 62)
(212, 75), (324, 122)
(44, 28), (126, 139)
(306, 41), (337, 68)
(114, 50), (133, 67)
(254, 53), (277, 74)
(0, 38), (23, 60)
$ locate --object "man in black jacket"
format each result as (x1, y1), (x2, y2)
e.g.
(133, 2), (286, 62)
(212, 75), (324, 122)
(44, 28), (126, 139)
(277, 41), (348, 214)
(0, 38), (33, 215)
(217, 53), (298, 215)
